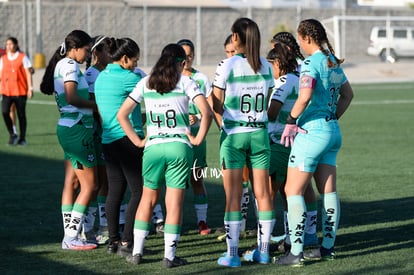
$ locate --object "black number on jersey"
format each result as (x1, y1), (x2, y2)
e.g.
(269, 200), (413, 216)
(149, 109), (177, 128)
(240, 93), (265, 113)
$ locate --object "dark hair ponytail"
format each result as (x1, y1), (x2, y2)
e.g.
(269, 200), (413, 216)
(40, 30), (91, 95)
(107, 37), (140, 62)
(231, 17), (262, 73)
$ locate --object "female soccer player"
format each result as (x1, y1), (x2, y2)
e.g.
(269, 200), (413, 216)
(211, 17), (275, 267)
(117, 43), (212, 268)
(276, 18), (354, 266)
(40, 30), (98, 250)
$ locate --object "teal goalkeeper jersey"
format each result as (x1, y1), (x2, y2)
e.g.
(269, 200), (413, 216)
(298, 50), (348, 125)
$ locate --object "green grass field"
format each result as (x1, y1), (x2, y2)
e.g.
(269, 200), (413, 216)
(0, 82), (413, 274)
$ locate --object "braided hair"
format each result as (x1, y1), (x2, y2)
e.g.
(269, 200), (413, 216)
(271, 32), (304, 61)
(297, 19), (344, 67)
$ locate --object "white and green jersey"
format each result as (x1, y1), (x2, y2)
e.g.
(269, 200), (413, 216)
(213, 53), (274, 135)
(129, 75), (202, 148)
(188, 68), (212, 127)
(85, 65), (100, 94)
(268, 72), (299, 144)
(54, 57), (93, 128)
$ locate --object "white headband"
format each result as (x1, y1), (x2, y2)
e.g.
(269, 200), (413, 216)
(91, 35), (107, 52)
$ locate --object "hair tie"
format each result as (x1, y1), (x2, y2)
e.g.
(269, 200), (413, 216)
(59, 42), (66, 56)
(91, 35), (107, 52)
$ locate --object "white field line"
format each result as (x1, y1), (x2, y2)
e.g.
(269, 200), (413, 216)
(28, 100), (56, 105)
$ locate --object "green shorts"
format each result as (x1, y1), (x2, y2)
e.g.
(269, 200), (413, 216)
(57, 124), (97, 169)
(269, 142), (291, 183)
(219, 129), (270, 170)
(191, 126), (207, 168)
(142, 141), (193, 190)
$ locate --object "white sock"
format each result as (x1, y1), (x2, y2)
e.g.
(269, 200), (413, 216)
(164, 233), (180, 261)
(225, 220), (241, 257)
(240, 184), (249, 232)
(83, 206), (97, 233)
(133, 229), (148, 256)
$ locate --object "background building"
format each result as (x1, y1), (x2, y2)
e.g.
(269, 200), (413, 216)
(1, 0), (413, 67)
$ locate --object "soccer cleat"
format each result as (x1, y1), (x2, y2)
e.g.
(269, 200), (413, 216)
(217, 253), (241, 267)
(243, 248), (270, 264)
(163, 256), (188, 268)
(155, 221), (165, 235)
(217, 233), (227, 242)
(17, 139), (27, 146)
(96, 227), (109, 245)
(304, 233), (319, 247)
(117, 242), (132, 257)
(274, 252), (304, 267)
(62, 237), (98, 250)
(8, 134), (18, 145)
(126, 254), (142, 265)
(198, 221), (211, 235)
(242, 243), (258, 259)
(304, 246), (336, 261)
(107, 241), (119, 254)
(83, 230), (98, 244)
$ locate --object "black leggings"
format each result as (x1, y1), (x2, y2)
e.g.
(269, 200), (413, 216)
(102, 136), (143, 244)
(2, 95), (27, 138)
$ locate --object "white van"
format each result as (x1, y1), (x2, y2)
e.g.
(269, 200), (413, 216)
(367, 26), (414, 63)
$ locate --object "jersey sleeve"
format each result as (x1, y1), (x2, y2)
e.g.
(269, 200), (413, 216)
(271, 76), (290, 104)
(212, 59), (229, 90)
(129, 76), (146, 104)
(61, 60), (80, 83)
(185, 76), (203, 102)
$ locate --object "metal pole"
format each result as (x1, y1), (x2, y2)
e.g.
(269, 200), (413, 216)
(143, 5), (148, 67)
(87, 3), (92, 35)
(28, 1), (33, 59)
(333, 16), (341, 58)
(36, 0), (42, 53)
(196, 5), (201, 66)
(22, 0), (28, 54)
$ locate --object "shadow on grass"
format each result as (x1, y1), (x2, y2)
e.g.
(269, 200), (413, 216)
(0, 149), (413, 274)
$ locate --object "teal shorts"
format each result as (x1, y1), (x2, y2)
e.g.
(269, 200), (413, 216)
(57, 124), (97, 169)
(269, 141), (291, 183)
(220, 129), (270, 170)
(191, 126), (207, 168)
(289, 119), (342, 172)
(142, 141), (193, 190)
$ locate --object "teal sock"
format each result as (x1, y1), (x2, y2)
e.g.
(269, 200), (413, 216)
(321, 192), (340, 249)
(287, 195), (306, 256)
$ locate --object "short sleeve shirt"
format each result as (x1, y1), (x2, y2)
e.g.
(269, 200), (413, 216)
(54, 57), (93, 128)
(298, 50), (348, 125)
(94, 63), (143, 144)
(213, 54), (274, 135)
(268, 72), (299, 143)
(188, 69), (212, 127)
(129, 75), (202, 148)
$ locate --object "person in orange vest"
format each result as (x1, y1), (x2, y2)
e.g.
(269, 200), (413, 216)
(0, 36), (33, 145)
